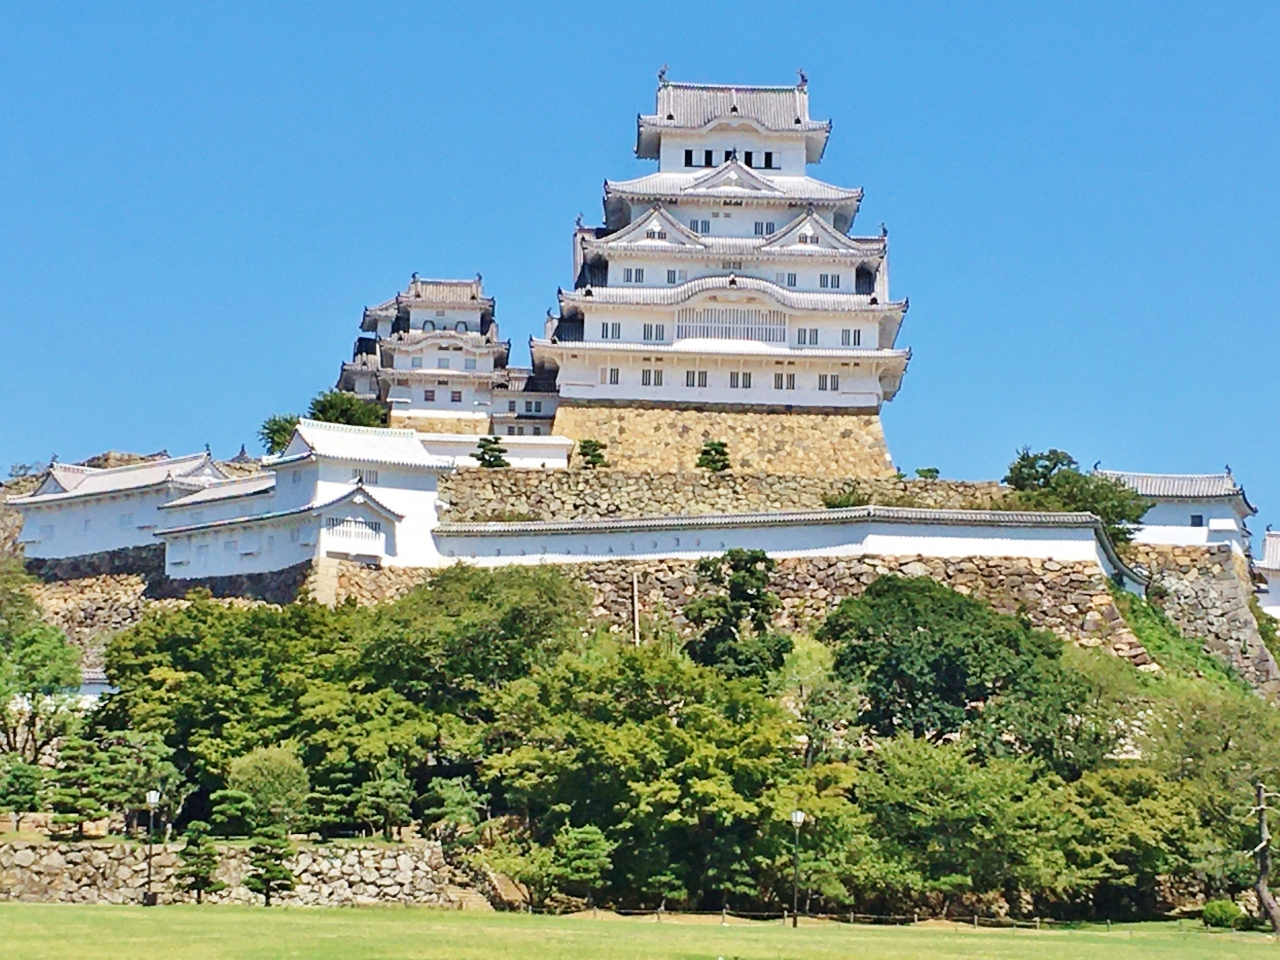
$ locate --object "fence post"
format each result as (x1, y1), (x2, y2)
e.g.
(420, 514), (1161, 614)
(721, 906), (727, 926)
(973, 915), (978, 930)
(782, 908), (788, 926)
(1106, 919), (1111, 933)
(913, 911), (918, 925)
(1036, 917), (1041, 931)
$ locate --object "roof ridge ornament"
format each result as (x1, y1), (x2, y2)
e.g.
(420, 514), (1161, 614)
(797, 68), (808, 89)
(658, 63), (668, 84)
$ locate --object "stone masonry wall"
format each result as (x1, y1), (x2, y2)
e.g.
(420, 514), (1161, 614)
(0, 839), (485, 907)
(325, 555), (1154, 668)
(388, 411), (490, 435)
(1129, 543), (1280, 697)
(551, 403), (898, 477)
(439, 471), (1007, 523)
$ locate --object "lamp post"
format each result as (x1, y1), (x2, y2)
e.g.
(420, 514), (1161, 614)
(144, 789), (160, 907)
(790, 809), (805, 928)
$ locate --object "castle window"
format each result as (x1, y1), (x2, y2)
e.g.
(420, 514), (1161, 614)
(352, 468), (379, 485)
(642, 323), (665, 342)
(774, 373), (783, 390)
(509, 400), (516, 411)
(535, 401), (542, 413)
(437, 358), (449, 369)
(842, 328), (861, 347)
(1191, 514), (1205, 527)
(855, 266), (876, 295)
(601, 367), (619, 385)
(525, 401), (534, 413)
(684, 149), (694, 167)
(641, 369), (663, 387)
(797, 328), (807, 346)
(601, 322), (621, 339)
(424, 321), (435, 331)
(724, 150), (733, 163)
(455, 321), (467, 332)
(721, 260), (743, 270)
(744, 151), (754, 167)
(645, 228), (667, 240)
(698, 370), (708, 387)
(703, 149), (713, 167)
(465, 358), (477, 370)
(764, 151), (775, 168)
(667, 269), (677, 284)
(517, 426), (525, 436)
(786, 273), (797, 287)
(623, 267), (633, 282)
(507, 426), (516, 435)
(686, 370), (696, 387)
(533, 426), (542, 436)
(820, 274), (841, 289)
(755, 222), (765, 236)
(729, 371), (739, 388)
(425, 389), (435, 401)
(411, 356), (423, 368)
(786, 373), (796, 390)
(634, 268), (644, 282)
(830, 374), (839, 390)
(451, 391), (462, 403)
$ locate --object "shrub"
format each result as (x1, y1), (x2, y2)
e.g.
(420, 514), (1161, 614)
(476, 436), (510, 469)
(697, 440), (730, 473)
(257, 390), (387, 454)
(822, 481), (870, 509)
(914, 467), (940, 480)
(228, 745), (310, 830)
(576, 439), (608, 469)
(1202, 898), (1243, 928)
(999, 447), (1151, 544)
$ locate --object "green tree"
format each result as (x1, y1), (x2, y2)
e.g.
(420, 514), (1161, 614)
(1001, 448), (1152, 544)
(697, 440), (730, 472)
(818, 576), (1120, 778)
(420, 776), (489, 846)
(228, 745), (310, 830)
(353, 758), (415, 840)
(575, 439), (608, 469)
(209, 789), (256, 837)
(307, 390), (386, 427)
(176, 820), (226, 903)
(914, 467), (941, 480)
(46, 732), (176, 838)
(0, 621), (82, 763)
(685, 549), (791, 681)
(244, 825), (295, 906)
(257, 414), (300, 455)
(550, 824), (615, 903)
(475, 436), (510, 469)
(0, 754), (44, 832)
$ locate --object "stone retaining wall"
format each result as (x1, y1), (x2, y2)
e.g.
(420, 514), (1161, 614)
(1129, 543), (1280, 697)
(0, 839), (484, 907)
(439, 471), (1007, 523)
(551, 403), (898, 477)
(325, 555), (1153, 668)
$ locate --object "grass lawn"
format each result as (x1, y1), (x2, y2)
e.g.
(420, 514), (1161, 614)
(0, 905), (1275, 960)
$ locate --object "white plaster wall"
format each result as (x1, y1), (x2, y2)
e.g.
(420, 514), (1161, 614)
(1131, 500), (1249, 555)
(407, 306), (484, 332)
(164, 517), (319, 578)
(580, 305), (878, 350)
(18, 486), (179, 559)
(552, 349), (883, 408)
(435, 520), (1108, 571)
(417, 436), (571, 470)
(657, 131), (808, 174)
(1259, 570), (1280, 618)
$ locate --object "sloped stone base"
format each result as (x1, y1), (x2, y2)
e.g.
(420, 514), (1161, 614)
(550, 402), (896, 477)
(387, 411), (490, 434)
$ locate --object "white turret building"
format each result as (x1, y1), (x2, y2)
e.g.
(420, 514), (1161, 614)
(337, 276), (559, 437)
(532, 77), (909, 423)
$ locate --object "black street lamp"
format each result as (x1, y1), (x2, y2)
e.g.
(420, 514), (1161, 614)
(144, 789), (160, 907)
(790, 809), (805, 928)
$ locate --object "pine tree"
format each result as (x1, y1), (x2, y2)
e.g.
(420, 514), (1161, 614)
(176, 820), (226, 903)
(245, 825), (295, 906)
(475, 436), (510, 469)
(576, 439), (609, 469)
(354, 759), (415, 840)
(697, 440), (730, 473)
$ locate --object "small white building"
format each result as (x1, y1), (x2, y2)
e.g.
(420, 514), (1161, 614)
(155, 420), (454, 577)
(1256, 531), (1280, 618)
(13, 453), (226, 560)
(1097, 470), (1256, 556)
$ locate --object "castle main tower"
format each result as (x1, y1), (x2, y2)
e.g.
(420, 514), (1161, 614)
(532, 75), (910, 476)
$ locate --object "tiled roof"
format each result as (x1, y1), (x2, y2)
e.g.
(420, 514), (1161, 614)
(1097, 470), (1249, 501)
(641, 82), (829, 133)
(276, 419), (453, 470)
(14, 454), (221, 504)
(160, 474), (277, 510)
(1261, 531), (1280, 571)
(559, 275), (906, 314)
(606, 171), (860, 204)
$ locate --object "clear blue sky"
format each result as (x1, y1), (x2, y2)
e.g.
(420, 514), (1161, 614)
(2, 4), (1277, 533)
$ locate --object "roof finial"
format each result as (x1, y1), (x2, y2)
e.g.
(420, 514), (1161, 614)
(204, 443), (211, 456)
(575, 212), (584, 229)
(476, 272), (482, 284)
(880, 222), (888, 238)
(411, 271), (419, 282)
(1226, 463), (1233, 476)
(797, 68), (808, 88)
(1093, 460), (1102, 472)
(50, 452), (58, 464)
(658, 63), (668, 83)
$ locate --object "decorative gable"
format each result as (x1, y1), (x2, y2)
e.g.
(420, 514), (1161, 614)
(590, 205), (705, 250)
(760, 210), (885, 256)
(685, 160), (783, 196)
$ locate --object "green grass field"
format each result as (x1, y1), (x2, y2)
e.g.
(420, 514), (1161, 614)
(0, 905), (1275, 960)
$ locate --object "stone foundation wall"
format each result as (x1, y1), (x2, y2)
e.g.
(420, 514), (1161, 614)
(439, 471), (1007, 523)
(1129, 543), (1280, 697)
(0, 839), (484, 907)
(24, 544), (166, 584)
(325, 556), (1153, 668)
(550, 403), (897, 477)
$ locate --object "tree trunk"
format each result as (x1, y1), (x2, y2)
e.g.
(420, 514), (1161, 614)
(1254, 783), (1280, 933)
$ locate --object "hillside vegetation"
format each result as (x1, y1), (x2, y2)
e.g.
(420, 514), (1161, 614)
(5, 545), (1280, 920)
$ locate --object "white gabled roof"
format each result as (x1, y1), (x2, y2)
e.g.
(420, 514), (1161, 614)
(1097, 470), (1256, 513)
(160, 474), (277, 510)
(1260, 531), (1280, 572)
(605, 168), (861, 206)
(560, 275), (906, 315)
(155, 483), (403, 538)
(274, 419), (453, 470)
(13, 453), (223, 505)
